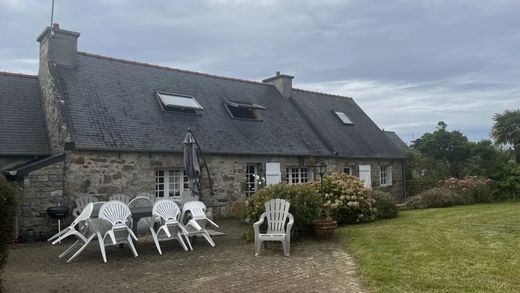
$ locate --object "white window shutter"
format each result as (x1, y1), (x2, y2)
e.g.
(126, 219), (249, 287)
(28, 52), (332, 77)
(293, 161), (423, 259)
(265, 162), (281, 185)
(387, 165), (393, 186)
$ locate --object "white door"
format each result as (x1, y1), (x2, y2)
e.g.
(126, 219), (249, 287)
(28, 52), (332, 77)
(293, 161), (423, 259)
(359, 165), (372, 188)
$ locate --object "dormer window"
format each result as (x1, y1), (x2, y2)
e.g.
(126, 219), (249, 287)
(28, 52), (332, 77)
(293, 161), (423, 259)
(225, 101), (266, 120)
(156, 91), (203, 113)
(333, 111), (354, 125)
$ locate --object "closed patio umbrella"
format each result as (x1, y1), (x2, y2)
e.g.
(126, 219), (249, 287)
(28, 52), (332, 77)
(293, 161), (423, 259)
(183, 130), (201, 200)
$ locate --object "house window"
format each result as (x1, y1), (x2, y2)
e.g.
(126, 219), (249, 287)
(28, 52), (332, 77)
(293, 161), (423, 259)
(225, 101), (266, 120)
(343, 167), (352, 175)
(155, 169), (189, 198)
(245, 165), (258, 198)
(286, 167), (309, 184)
(333, 111), (354, 125)
(379, 165), (393, 186)
(156, 91), (203, 113)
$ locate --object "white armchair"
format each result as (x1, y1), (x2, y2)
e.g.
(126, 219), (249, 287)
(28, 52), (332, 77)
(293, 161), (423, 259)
(253, 198), (294, 256)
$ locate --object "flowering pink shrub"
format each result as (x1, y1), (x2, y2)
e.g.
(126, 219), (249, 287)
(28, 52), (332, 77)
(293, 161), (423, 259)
(438, 176), (495, 202)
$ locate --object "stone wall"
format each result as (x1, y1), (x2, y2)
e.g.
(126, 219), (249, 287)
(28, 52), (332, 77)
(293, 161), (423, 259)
(63, 150), (406, 216)
(19, 161), (65, 239)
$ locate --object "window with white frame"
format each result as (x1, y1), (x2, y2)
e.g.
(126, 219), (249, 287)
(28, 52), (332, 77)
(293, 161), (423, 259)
(155, 169), (189, 198)
(245, 164), (258, 198)
(286, 167), (309, 184)
(379, 165), (393, 186)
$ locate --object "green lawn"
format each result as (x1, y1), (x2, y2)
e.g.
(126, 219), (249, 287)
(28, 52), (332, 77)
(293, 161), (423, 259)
(339, 201), (520, 292)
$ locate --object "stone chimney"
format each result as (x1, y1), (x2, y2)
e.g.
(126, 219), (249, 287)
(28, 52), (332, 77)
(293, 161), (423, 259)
(37, 23), (80, 68)
(262, 71), (294, 98)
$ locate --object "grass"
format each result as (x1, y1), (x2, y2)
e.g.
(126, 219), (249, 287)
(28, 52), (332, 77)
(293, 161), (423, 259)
(338, 201), (520, 292)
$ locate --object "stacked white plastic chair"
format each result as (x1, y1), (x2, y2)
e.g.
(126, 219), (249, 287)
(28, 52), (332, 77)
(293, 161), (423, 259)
(128, 196), (154, 234)
(181, 201), (219, 247)
(72, 194), (97, 217)
(48, 202), (94, 261)
(150, 199), (192, 254)
(96, 201), (138, 263)
(109, 193), (130, 204)
(253, 198), (294, 256)
(65, 202), (106, 263)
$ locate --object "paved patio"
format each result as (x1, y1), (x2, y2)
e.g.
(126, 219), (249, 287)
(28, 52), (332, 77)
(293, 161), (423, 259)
(2, 220), (364, 292)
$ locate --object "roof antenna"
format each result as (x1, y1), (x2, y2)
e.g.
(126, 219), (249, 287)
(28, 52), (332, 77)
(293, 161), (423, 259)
(49, 0), (55, 37)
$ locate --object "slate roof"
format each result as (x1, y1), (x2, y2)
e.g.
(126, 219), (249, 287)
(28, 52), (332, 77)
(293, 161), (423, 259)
(291, 90), (406, 159)
(0, 72), (50, 156)
(384, 131), (410, 153)
(51, 52), (406, 159)
(55, 53), (330, 156)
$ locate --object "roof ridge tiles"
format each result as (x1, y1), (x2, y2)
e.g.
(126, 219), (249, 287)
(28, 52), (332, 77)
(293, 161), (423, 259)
(0, 71), (37, 79)
(293, 87), (353, 100)
(78, 51), (270, 87)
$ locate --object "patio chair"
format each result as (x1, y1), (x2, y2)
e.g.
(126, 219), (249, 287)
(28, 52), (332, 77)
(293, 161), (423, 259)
(72, 194), (97, 217)
(253, 198), (294, 256)
(181, 201), (219, 247)
(150, 199), (192, 254)
(48, 202), (94, 258)
(96, 201), (138, 263)
(109, 193), (130, 204)
(65, 202), (107, 263)
(128, 196), (154, 234)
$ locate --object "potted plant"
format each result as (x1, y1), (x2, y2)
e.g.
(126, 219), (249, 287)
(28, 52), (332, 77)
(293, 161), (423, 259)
(312, 193), (338, 239)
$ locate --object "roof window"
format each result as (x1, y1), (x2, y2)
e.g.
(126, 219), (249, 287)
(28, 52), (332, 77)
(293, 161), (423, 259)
(225, 101), (266, 120)
(156, 91), (203, 113)
(333, 111), (354, 125)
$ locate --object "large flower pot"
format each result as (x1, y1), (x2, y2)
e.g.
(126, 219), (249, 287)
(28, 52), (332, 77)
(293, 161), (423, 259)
(312, 219), (338, 239)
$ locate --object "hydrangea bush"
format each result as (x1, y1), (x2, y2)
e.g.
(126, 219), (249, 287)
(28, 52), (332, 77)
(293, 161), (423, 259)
(438, 176), (495, 203)
(312, 173), (377, 224)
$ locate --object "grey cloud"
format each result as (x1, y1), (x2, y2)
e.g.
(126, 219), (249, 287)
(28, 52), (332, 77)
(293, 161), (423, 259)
(1, 0), (519, 142)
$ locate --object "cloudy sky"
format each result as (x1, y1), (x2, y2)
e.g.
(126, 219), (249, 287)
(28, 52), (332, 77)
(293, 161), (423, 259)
(1, 0), (519, 143)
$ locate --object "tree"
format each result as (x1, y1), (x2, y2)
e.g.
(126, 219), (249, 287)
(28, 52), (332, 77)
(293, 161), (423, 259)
(466, 140), (509, 177)
(492, 110), (520, 163)
(412, 121), (471, 178)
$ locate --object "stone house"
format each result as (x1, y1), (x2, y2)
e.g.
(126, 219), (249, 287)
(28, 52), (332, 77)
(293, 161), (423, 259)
(0, 24), (407, 239)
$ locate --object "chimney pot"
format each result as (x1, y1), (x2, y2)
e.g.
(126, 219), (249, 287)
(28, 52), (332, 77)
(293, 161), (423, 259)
(52, 23), (60, 29)
(276, 71), (280, 76)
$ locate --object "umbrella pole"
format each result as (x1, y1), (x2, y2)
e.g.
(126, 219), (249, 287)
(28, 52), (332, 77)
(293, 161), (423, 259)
(188, 129), (215, 201)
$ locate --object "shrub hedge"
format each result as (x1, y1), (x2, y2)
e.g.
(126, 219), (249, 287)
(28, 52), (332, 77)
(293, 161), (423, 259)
(372, 190), (399, 219)
(405, 187), (474, 209)
(0, 176), (17, 288)
(245, 183), (322, 238)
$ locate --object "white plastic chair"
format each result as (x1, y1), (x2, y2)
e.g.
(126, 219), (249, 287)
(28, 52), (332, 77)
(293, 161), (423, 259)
(150, 199), (192, 254)
(181, 201), (219, 247)
(48, 202), (94, 259)
(253, 198), (294, 256)
(109, 193), (130, 204)
(96, 201), (138, 263)
(64, 202), (107, 263)
(72, 194), (97, 217)
(128, 196), (154, 234)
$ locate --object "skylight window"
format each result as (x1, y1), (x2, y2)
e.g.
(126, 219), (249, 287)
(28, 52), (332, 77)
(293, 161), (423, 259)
(225, 101), (266, 120)
(334, 111), (354, 125)
(156, 91), (203, 113)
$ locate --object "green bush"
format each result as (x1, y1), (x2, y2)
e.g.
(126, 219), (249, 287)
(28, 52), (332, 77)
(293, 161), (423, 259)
(246, 183), (321, 238)
(494, 162), (520, 199)
(407, 178), (439, 197)
(372, 190), (399, 219)
(0, 176), (17, 286)
(405, 187), (474, 209)
(313, 173), (377, 224)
